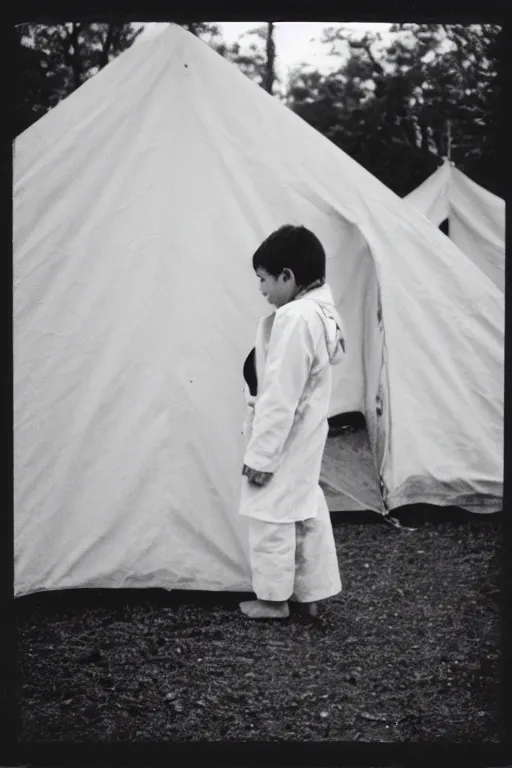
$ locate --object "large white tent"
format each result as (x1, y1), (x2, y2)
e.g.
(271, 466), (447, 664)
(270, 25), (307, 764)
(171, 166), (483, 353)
(404, 159), (505, 293)
(13, 25), (504, 597)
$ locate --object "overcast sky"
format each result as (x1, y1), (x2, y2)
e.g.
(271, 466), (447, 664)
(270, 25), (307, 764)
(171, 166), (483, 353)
(136, 22), (394, 82)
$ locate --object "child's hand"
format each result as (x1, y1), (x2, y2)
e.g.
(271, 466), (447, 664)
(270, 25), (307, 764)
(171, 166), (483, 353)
(242, 464), (273, 487)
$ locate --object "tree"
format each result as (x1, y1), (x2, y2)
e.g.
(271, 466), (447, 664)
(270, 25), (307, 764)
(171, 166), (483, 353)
(14, 22), (143, 136)
(176, 22), (222, 42)
(14, 27), (55, 136)
(264, 22), (276, 94)
(286, 24), (502, 197)
(215, 24), (279, 95)
(455, 24), (503, 196)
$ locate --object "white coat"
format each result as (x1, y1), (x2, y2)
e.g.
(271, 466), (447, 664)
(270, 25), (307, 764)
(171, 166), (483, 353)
(239, 283), (345, 523)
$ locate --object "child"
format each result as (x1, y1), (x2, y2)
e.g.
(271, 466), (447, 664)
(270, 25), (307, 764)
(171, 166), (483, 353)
(239, 224), (344, 619)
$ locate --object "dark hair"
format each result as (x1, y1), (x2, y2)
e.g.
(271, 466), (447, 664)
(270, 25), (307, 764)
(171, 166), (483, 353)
(252, 225), (326, 287)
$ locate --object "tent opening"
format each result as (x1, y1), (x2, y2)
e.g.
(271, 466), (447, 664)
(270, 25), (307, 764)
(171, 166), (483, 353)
(316, 217), (385, 514)
(327, 412), (366, 435)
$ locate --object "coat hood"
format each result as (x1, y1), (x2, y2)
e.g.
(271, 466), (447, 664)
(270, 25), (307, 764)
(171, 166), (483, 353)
(295, 283), (345, 365)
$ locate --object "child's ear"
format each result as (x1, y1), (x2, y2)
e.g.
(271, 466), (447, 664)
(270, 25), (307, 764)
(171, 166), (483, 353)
(282, 268), (294, 282)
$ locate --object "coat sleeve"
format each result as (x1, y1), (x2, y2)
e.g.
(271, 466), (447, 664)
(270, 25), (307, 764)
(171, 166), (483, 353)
(243, 309), (317, 473)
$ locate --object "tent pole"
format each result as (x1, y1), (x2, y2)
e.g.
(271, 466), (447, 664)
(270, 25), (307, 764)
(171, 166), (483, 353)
(446, 119), (452, 162)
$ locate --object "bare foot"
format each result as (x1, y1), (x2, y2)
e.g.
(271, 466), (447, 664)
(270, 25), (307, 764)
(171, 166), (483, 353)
(294, 601), (319, 618)
(239, 600), (290, 619)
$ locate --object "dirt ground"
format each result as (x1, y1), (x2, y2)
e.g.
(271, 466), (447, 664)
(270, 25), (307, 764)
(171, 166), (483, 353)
(15, 515), (501, 743)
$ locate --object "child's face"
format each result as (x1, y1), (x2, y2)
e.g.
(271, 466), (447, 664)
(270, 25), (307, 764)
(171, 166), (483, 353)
(256, 268), (297, 308)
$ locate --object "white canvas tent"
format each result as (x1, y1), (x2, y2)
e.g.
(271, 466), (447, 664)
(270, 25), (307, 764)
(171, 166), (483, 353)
(13, 25), (504, 597)
(404, 159), (505, 293)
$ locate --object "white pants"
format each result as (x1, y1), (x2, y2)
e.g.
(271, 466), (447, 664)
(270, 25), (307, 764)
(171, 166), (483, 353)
(247, 490), (342, 602)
